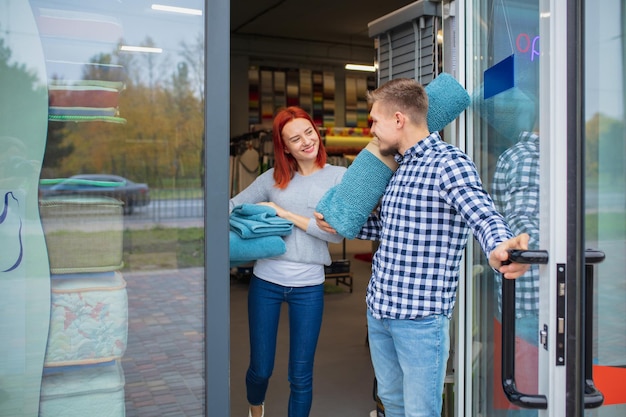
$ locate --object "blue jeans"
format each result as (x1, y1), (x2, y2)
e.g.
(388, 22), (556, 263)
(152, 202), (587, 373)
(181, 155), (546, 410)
(367, 310), (450, 417)
(246, 275), (324, 417)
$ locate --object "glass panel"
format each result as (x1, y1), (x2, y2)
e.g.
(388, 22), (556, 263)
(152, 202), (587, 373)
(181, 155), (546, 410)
(584, 1), (626, 416)
(0, 1), (205, 416)
(469, 0), (540, 416)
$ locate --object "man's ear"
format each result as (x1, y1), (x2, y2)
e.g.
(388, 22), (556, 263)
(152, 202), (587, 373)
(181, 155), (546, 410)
(395, 112), (405, 128)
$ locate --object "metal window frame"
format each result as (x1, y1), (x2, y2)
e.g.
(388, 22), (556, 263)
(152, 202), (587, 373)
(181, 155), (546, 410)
(204, 0), (231, 415)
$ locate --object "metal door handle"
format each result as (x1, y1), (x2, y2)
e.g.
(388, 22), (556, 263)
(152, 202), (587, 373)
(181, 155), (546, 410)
(501, 249), (548, 409)
(501, 249), (605, 409)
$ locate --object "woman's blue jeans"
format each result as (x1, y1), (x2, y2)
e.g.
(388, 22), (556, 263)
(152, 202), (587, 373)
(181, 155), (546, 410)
(246, 275), (324, 417)
(367, 309), (450, 417)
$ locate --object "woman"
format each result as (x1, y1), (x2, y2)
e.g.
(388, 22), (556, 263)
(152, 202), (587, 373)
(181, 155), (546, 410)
(229, 106), (346, 417)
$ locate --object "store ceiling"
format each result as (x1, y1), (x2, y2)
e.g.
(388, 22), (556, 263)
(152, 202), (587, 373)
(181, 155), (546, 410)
(230, 0), (418, 48)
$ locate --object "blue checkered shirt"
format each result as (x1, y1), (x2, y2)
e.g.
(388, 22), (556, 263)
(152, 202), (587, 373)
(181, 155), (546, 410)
(492, 131), (540, 317)
(357, 133), (513, 319)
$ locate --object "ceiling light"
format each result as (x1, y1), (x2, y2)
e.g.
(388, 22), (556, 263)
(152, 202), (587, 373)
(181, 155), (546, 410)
(345, 63), (376, 72)
(151, 4), (203, 16)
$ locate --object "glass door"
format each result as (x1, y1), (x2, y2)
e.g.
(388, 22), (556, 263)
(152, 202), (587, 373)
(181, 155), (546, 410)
(466, 0), (543, 416)
(464, 0), (626, 416)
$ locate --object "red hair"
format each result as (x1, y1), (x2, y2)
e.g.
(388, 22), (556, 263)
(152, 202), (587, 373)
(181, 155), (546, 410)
(272, 106), (327, 189)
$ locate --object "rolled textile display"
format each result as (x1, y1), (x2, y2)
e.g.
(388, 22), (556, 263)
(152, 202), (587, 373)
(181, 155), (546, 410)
(315, 73), (471, 239)
(426, 72), (472, 133)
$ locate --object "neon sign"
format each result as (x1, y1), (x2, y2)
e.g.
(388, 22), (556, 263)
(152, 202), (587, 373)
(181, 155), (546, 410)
(516, 33), (540, 61)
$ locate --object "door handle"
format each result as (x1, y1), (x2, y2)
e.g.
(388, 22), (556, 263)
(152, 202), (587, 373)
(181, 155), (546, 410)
(501, 249), (548, 409)
(583, 249), (605, 409)
(501, 249), (605, 409)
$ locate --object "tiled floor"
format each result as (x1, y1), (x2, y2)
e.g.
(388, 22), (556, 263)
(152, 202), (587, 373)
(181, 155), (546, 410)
(122, 268), (205, 417)
(121, 240), (377, 417)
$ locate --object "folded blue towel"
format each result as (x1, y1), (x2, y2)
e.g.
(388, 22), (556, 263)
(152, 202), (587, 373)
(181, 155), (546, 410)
(229, 231), (286, 267)
(230, 204), (294, 238)
(316, 73), (470, 239)
(315, 149), (393, 239)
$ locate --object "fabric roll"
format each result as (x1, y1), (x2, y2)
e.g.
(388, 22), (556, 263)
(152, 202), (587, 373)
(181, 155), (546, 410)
(48, 107), (118, 117)
(324, 135), (372, 148)
(426, 72), (472, 132)
(315, 144), (394, 239)
(48, 114), (127, 124)
(48, 86), (120, 108)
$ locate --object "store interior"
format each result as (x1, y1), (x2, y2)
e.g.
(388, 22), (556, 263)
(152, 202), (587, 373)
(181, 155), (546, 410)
(227, 2), (421, 415)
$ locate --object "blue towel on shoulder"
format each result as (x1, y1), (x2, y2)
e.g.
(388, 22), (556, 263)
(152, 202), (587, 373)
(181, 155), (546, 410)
(230, 204), (294, 238)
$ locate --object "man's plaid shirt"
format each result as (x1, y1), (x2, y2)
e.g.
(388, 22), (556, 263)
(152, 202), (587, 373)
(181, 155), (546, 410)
(357, 133), (513, 320)
(492, 131), (540, 317)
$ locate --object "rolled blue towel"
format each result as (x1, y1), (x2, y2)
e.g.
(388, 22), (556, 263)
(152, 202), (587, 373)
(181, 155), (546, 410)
(426, 72), (472, 132)
(230, 203), (294, 238)
(315, 148), (393, 239)
(316, 73), (470, 239)
(229, 231), (286, 267)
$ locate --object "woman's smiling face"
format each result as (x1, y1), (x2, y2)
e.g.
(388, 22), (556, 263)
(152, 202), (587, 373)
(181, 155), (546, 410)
(281, 117), (320, 163)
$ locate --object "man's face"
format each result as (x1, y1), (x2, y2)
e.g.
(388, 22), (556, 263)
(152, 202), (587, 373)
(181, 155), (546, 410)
(369, 101), (399, 156)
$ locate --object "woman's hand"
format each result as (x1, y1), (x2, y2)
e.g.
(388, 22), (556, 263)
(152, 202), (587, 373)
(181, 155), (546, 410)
(314, 212), (337, 234)
(257, 201), (288, 218)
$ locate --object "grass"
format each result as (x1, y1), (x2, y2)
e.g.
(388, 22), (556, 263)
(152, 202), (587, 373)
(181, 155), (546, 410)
(586, 212), (626, 240)
(122, 226), (204, 271)
(150, 188), (203, 200)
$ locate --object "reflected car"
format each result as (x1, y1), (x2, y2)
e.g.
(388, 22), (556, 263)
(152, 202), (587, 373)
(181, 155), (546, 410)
(40, 174), (150, 214)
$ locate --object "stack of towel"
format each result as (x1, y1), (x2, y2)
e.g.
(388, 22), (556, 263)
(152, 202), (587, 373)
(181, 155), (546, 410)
(229, 204), (294, 267)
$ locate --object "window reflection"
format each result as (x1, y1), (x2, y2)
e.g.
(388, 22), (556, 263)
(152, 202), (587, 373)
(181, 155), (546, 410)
(1, 1), (205, 416)
(470, 1), (540, 416)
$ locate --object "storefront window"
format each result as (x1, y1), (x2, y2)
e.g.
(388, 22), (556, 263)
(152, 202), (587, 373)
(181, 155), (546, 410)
(0, 1), (205, 416)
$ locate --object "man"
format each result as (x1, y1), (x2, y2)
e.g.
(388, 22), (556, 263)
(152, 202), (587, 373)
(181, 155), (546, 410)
(316, 78), (530, 417)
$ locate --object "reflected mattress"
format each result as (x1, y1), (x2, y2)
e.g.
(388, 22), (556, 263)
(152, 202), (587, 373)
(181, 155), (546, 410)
(45, 271), (128, 367)
(40, 361), (125, 417)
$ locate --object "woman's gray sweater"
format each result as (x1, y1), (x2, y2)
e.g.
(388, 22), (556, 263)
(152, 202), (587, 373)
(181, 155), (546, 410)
(229, 164), (346, 266)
